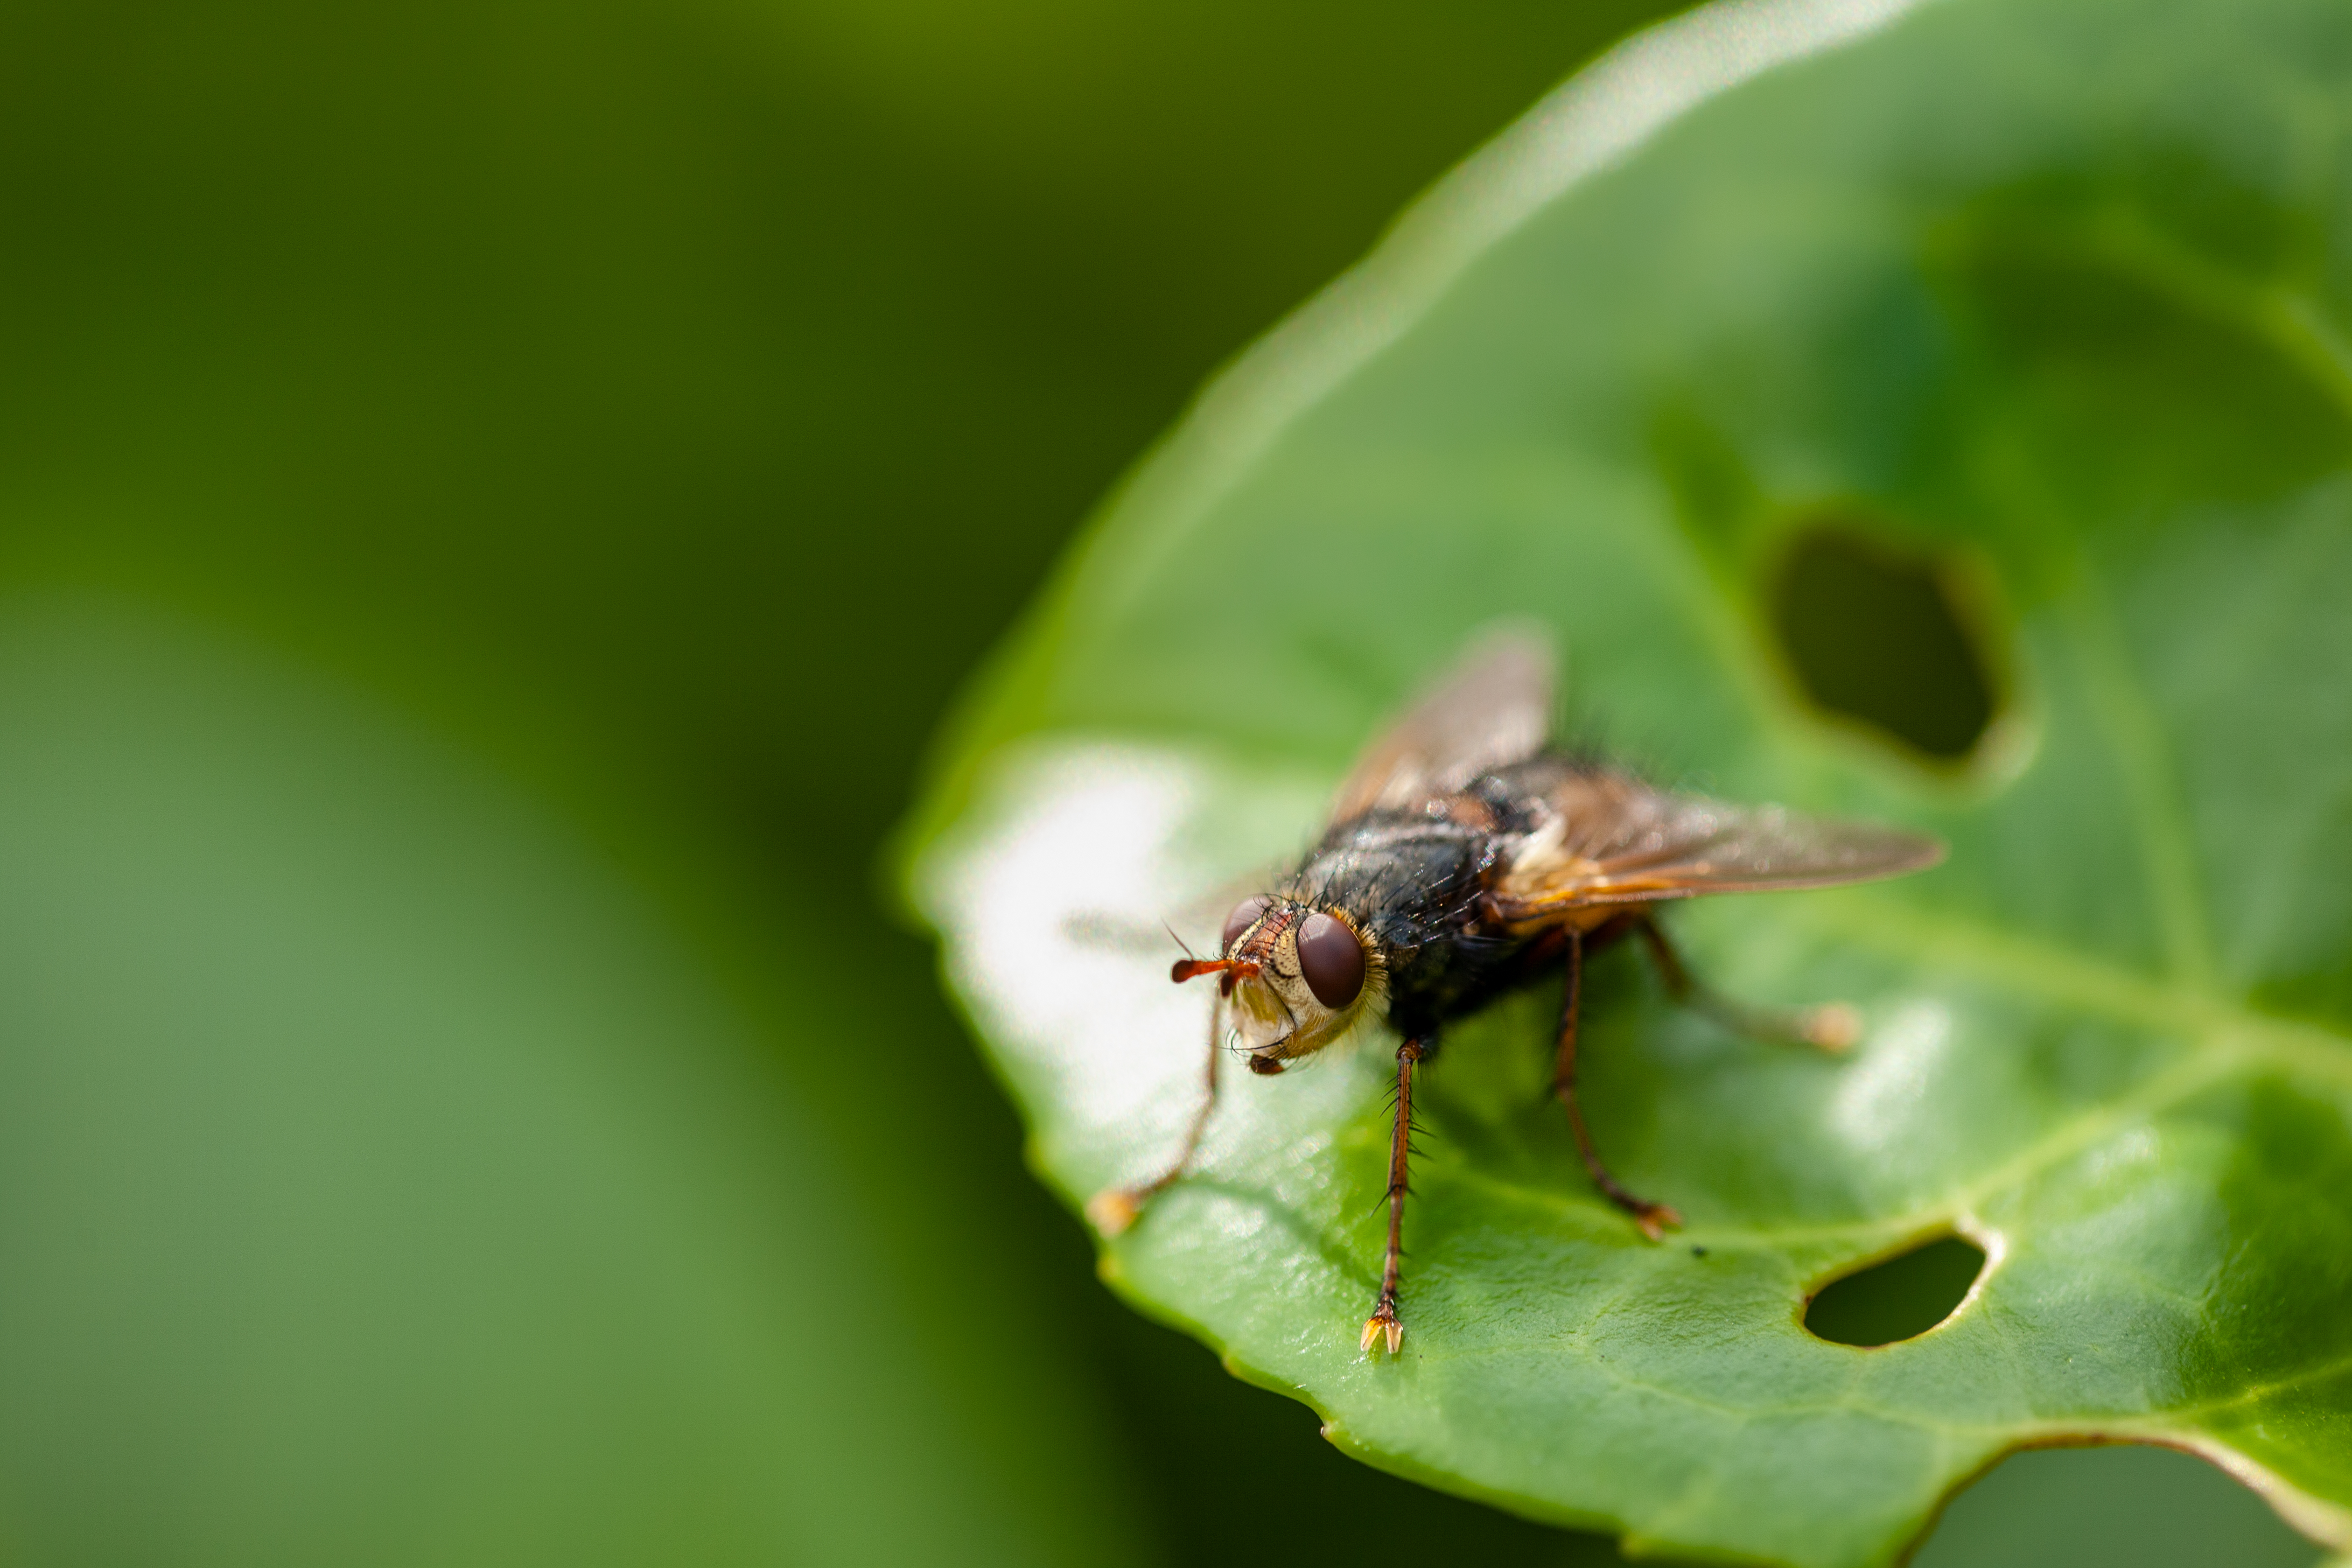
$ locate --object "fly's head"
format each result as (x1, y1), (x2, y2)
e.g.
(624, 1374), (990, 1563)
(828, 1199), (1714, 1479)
(1171, 894), (1383, 1072)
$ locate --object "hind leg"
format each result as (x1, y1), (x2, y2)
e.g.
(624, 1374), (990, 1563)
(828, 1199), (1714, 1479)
(1631, 913), (1859, 1052)
(1553, 929), (1680, 1238)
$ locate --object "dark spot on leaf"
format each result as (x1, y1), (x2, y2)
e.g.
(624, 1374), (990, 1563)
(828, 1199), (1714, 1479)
(1689, 1244), (1708, 1258)
(1805, 1234), (1985, 1347)
(1770, 523), (1996, 760)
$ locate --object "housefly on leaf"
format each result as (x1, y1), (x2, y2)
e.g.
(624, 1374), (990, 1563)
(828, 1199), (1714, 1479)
(1085, 630), (1944, 1356)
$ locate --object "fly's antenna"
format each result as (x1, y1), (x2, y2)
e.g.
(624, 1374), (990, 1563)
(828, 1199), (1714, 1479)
(1171, 957), (1259, 985)
(1164, 921), (1200, 962)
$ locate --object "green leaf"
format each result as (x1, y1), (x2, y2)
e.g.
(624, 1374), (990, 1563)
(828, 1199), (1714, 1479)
(903, 0), (2352, 1562)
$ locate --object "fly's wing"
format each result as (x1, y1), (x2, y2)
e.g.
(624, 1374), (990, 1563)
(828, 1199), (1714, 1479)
(1487, 768), (1943, 924)
(1329, 628), (1554, 822)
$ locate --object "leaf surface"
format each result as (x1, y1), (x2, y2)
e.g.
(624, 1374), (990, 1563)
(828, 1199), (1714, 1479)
(908, 0), (2352, 1562)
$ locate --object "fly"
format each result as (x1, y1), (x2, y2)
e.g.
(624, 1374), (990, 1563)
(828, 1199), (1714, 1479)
(1086, 631), (1944, 1355)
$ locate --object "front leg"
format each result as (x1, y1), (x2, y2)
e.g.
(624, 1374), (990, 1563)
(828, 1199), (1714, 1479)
(1362, 1034), (1428, 1355)
(1087, 993), (1225, 1235)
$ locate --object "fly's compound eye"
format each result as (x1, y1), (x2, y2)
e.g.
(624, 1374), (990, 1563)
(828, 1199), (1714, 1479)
(1296, 912), (1366, 1009)
(1222, 895), (1272, 955)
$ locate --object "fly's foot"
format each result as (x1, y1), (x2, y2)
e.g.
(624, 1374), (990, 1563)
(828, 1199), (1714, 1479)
(1085, 1187), (1146, 1237)
(1632, 1201), (1683, 1241)
(1798, 1002), (1863, 1053)
(1361, 1296), (1404, 1356)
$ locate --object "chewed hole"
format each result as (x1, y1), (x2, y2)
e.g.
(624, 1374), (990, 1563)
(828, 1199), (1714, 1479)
(1912, 1444), (2322, 1567)
(1805, 1234), (1985, 1346)
(1770, 522), (1997, 761)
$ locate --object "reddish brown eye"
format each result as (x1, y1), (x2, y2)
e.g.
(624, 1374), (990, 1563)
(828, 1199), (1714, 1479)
(1297, 913), (1366, 1008)
(1221, 896), (1272, 955)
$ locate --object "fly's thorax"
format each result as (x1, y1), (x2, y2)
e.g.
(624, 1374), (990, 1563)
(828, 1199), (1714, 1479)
(1304, 813), (1491, 932)
(1216, 895), (1387, 1066)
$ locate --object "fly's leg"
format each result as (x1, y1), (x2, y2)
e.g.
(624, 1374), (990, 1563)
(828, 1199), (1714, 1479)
(1555, 930), (1681, 1239)
(1632, 913), (1859, 1052)
(1087, 996), (1224, 1235)
(1362, 1034), (1427, 1355)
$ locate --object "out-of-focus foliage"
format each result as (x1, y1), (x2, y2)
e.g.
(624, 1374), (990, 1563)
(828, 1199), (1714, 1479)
(0, 598), (1133, 1564)
(909, 0), (2352, 1563)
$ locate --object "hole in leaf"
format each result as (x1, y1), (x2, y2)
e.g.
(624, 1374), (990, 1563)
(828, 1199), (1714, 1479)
(1770, 523), (1996, 760)
(1804, 1234), (1985, 1346)
(1912, 1443), (2323, 1568)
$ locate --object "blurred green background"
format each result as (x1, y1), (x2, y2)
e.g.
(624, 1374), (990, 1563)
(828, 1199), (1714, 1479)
(0, 0), (2325, 1562)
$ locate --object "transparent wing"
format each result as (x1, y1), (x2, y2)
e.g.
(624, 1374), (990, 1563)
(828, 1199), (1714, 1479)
(1488, 769), (1944, 923)
(1329, 627), (1554, 823)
